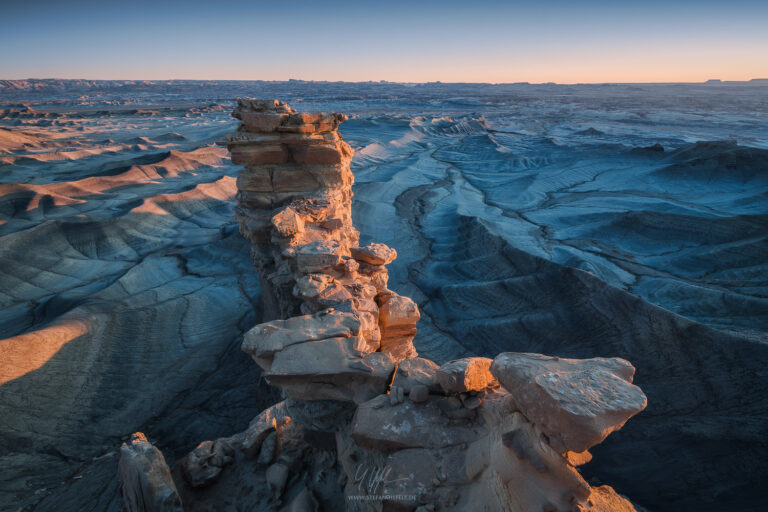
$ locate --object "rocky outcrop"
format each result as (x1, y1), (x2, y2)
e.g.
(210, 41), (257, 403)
(120, 99), (648, 511)
(118, 433), (182, 512)
(491, 353), (647, 454)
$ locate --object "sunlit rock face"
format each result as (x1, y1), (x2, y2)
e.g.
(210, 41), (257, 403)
(225, 98), (420, 406)
(1, 81), (767, 512)
(226, 98), (419, 365)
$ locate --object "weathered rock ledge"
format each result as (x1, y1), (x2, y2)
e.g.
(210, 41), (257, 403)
(118, 99), (648, 512)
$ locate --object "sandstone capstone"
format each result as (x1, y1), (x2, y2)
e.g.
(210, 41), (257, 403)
(490, 352), (648, 453)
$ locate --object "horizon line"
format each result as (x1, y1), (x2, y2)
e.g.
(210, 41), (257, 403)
(3, 77), (768, 86)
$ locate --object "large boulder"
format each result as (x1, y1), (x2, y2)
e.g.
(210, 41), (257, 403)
(392, 357), (441, 393)
(378, 294), (420, 332)
(242, 310), (362, 369)
(378, 293), (420, 361)
(490, 353), (647, 453)
(265, 339), (396, 403)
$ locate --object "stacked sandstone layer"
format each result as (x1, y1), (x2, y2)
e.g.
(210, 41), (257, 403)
(229, 98), (419, 367)
(119, 100), (648, 512)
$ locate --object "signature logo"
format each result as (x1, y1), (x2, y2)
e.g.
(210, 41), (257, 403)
(353, 463), (408, 496)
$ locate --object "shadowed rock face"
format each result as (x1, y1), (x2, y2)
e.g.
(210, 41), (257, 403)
(138, 99), (648, 512)
(118, 433), (182, 512)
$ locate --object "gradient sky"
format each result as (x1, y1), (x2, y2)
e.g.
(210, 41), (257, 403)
(1, 0), (767, 83)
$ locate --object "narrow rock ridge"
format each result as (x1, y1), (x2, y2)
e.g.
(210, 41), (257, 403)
(119, 99), (648, 512)
(229, 98), (419, 367)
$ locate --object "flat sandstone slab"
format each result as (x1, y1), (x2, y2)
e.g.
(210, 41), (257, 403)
(242, 310), (361, 363)
(490, 352), (647, 453)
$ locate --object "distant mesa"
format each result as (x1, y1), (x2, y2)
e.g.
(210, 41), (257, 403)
(155, 132), (188, 142)
(575, 127), (605, 136)
(652, 140), (768, 183)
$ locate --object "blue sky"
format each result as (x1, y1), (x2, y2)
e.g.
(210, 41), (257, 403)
(1, 0), (766, 82)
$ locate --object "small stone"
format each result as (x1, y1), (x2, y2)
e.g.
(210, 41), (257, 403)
(392, 358), (441, 393)
(565, 450), (593, 467)
(351, 243), (397, 265)
(271, 207), (304, 237)
(343, 258), (359, 273)
(437, 357), (496, 394)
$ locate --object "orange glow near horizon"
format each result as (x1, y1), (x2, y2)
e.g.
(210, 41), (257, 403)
(2, 1), (766, 86)
(8, 49), (764, 85)
(7, 50), (765, 85)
